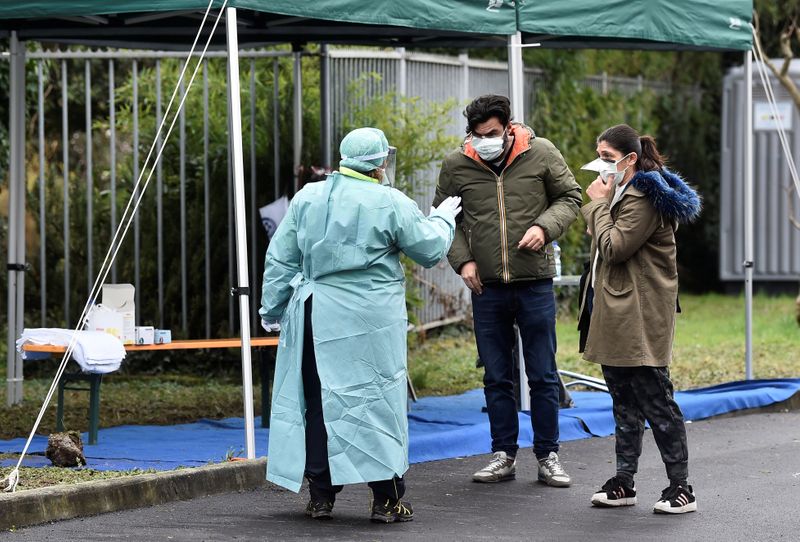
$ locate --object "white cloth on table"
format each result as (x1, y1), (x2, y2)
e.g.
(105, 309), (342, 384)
(16, 328), (126, 374)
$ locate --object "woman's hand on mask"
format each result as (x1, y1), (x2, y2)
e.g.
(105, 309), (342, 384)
(586, 176), (612, 201)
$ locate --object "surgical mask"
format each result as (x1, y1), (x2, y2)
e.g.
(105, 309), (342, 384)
(471, 130), (506, 161)
(581, 154), (632, 186)
(599, 154), (632, 186)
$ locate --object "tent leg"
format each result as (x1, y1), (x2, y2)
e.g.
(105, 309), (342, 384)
(744, 50), (754, 380)
(6, 31), (26, 407)
(320, 43), (332, 169)
(508, 32), (529, 410)
(226, 7), (256, 460)
(507, 31), (526, 122)
(292, 49), (303, 194)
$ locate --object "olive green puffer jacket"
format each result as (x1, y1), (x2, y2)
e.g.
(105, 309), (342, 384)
(433, 123), (582, 283)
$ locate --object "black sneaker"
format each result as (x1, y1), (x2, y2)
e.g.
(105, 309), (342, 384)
(370, 499), (414, 523)
(653, 484), (697, 514)
(305, 500), (334, 520)
(591, 476), (637, 507)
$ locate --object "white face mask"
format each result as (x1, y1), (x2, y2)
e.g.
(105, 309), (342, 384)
(471, 130), (507, 161)
(599, 154), (632, 186)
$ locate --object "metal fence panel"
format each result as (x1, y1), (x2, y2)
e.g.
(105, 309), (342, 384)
(328, 51), (516, 326)
(406, 57), (476, 326)
(0, 49), (294, 343)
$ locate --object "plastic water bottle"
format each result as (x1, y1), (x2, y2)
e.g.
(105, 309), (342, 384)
(552, 241), (562, 279)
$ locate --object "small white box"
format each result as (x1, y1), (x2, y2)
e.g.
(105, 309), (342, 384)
(84, 304), (124, 341)
(102, 284), (136, 345)
(135, 326), (155, 345)
(154, 329), (172, 344)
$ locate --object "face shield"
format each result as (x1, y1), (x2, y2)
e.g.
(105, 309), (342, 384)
(381, 146), (397, 187)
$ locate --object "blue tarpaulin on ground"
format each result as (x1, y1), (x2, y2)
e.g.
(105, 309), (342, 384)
(2, 379), (798, 471)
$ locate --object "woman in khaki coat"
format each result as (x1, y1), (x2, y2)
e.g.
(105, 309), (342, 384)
(578, 124), (701, 515)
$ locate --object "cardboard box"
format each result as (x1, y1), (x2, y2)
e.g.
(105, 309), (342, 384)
(84, 304), (124, 341)
(154, 329), (172, 344)
(102, 284), (136, 345)
(135, 326), (155, 345)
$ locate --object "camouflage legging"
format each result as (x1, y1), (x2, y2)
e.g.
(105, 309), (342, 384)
(601, 365), (689, 485)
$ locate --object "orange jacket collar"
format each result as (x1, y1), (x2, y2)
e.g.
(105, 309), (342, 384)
(463, 123), (532, 168)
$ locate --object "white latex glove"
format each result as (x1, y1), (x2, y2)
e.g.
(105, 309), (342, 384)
(261, 320), (281, 333)
(431, 195), (462, 220)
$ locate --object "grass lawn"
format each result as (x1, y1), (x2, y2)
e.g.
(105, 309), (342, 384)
(0, 375), (257, 440)
(0, 293), (797, 490)
(408, 293), (800, 394)
(0, 464), (159, 492)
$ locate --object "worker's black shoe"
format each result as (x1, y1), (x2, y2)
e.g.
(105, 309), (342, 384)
(370, 498), (414, 523)
(305, 499), (334, 520)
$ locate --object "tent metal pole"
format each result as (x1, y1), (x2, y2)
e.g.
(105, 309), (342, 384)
(6, 31), (26, 406)
(292, 49), (302, 194)
(320, 43), (332, 169)
(508, 31), (529, 410)
(273, 57), (280, 199)
(459, 51), (469, 104)
(507, 31), (526, 123)
(744, 50), (754, 380)
(226, 6), (256, 460)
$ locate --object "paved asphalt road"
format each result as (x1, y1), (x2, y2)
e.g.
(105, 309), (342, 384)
(4, 410), (799, 541)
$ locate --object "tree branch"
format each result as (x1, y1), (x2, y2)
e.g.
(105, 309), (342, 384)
(779, 27), (793, 77)
(755, 19), (800, 110)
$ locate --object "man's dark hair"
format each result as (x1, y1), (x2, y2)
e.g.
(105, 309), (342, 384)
(464, 94), (512, 133)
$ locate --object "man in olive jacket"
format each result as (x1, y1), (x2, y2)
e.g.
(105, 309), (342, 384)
(433, 95), (581, 486)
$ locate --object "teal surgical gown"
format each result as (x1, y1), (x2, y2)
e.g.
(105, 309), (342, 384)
(260, 171), (455, 492)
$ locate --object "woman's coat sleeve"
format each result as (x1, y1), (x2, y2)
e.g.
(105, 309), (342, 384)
(581, 196), (660, 265)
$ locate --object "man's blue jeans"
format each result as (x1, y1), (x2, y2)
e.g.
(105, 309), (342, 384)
(472, 279), (560, 459)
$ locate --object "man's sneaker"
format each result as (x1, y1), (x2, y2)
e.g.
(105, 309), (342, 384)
(472, 451), (516, 483)
(591, 476), (637, 507)
(653, 484), (697, 514)
(370, 499), (414, 523)
(537, 451), (571, 487)
(305, 500), (334, 520)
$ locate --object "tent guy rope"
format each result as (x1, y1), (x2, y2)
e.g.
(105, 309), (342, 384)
(751, 26), (800, 203)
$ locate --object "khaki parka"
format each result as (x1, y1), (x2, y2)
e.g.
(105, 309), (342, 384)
(433, 123), (582, 283)
(579, 168), (701, 367)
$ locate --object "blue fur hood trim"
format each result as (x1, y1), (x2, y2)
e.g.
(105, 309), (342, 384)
(628, 168), (702, 224)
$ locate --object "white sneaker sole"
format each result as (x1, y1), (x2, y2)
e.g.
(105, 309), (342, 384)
(537, 475), (571, 488)
(653, 501), (697, 514)
(472, 472), (516, 483)
(591, 494), (637, 507)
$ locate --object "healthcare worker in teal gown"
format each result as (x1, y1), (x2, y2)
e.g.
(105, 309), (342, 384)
(260, 127), (462, 523)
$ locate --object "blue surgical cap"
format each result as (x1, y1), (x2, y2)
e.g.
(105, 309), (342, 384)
(339, 128), (389, 173)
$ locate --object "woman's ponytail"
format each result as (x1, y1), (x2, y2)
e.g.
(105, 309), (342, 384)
(638, 135), (665, 172)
